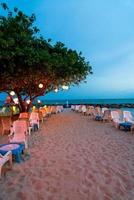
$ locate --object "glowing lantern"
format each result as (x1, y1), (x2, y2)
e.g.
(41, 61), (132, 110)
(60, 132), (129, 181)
(38, 83), (43, 89)
(62, 85), (69, 90)
(32, 106), (36, 111)
(54, 88), (58, 93)
(10, 91), (15, 96)
(26, 100), (30, 104)
(37, 100), (41, 103)
(13, 98), (18, 104)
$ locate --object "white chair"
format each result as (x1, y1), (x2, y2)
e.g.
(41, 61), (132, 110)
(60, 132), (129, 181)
(81, 105), (87, 115)
(0, 151), (12, 178)
(71, 105), (75, 111)
(123, 111), (134, 123)
(101, 107), (108, 114)
(102, 110), (111, 122)
(29, 112), (40, 129)
(75, 105), (79, 112)
(111, 111), (124, 128)
(95, 106), (101, 116)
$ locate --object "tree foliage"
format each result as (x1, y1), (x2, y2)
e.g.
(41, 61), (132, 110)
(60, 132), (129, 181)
(0, 3), (92, 112)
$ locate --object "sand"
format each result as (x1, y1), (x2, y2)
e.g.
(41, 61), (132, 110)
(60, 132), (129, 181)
(0, 109), (134, 200)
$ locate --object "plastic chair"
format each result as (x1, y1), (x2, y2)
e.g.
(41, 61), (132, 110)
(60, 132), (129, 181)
(123, 111), (134, 123)
(9, 120), (28, 148)
(29, 112), (40, 129)
(0, 151), (12, 178)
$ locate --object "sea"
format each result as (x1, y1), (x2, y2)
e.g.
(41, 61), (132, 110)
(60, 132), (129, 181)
(41, 98), (134, 105)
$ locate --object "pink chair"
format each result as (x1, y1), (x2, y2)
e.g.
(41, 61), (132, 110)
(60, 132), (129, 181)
(0, 151), (12, 178)
(29, 112), (40, 129)
(9, 120), (28, 148)
(19, 112), (29, 119)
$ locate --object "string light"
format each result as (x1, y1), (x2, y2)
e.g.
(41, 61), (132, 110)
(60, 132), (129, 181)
(10, 91), (15, 96)
(13, 98), (18, 104)
(38, 83), (43, 88)
(26, 100), (30, 104)
(62, 85), (69, 90)
(54, 88), (58, 93)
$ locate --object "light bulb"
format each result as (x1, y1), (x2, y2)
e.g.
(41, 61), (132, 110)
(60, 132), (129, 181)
(26, 100), (30, 104)
(38, 83), (43, 88)
(54, 88), (58, 93)
(10, 91), (15, 96)
(62, 85), (69, 90)
(13, 98), (18, 104)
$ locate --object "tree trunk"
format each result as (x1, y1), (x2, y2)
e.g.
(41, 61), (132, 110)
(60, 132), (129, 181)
(15, 91), (27, 113)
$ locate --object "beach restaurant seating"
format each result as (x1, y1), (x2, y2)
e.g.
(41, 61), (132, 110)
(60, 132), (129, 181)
(45, 106), (52, 116)
(111, 110), (124, 128)
(19, 112), (29, 119)
(71, 105), (75, 111)
(38, 111), (44, 123)
(75, 105), (80, 112)
(86, 106), (94, 115)
(39, 108), (47, 118)
(90, 107), (101, 119)
(18, 117), (32, 135)
(81, 105), (87, 115)
(102, 109), (111, 122)
(123, 111), (134, 123)
(0, 151), (12, 178)
(51, 106), (58, 114)
(101, 107), (108, 115)
(29, 112), (40, 130)
(57, 106), (63, 113)
(78, 105), (83, 113)
(9, 120), (28, 148)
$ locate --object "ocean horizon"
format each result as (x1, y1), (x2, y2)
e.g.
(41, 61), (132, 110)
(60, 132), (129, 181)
(40, 98), (134, 105)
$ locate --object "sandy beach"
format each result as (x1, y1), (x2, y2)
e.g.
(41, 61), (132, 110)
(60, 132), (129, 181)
(0, 109), (134, 200)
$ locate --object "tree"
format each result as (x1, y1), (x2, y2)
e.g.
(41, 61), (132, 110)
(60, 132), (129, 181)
(0, 3), (92, 112)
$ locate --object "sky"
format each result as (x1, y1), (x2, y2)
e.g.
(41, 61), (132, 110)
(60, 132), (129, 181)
(0, 0), (134, 100)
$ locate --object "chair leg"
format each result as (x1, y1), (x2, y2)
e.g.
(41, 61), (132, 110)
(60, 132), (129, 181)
(9, 154), (12, 169)
(0, 167), (1, 179)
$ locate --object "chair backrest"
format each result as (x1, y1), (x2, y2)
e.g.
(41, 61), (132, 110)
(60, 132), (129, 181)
(13, 120), (27, 134)
(56, 106), (62, 113)
(95, 107), (101, 116)
(101, 107), (108, 114)
(123, 111), (133, 121)
(38, 111), (43, 120)
(111, 111), (120, 120)
(19, 112), (29, 119)
(103, 110), (111, 120)
(91, 107), (97, 116)
(30, 112), (39, 120)
(81, 105), (87, 113)
(78, 105), (82, 112)
(39, 108), (47, 117)
(9, 120), (27, 145)
(75, 105), (80, 111)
